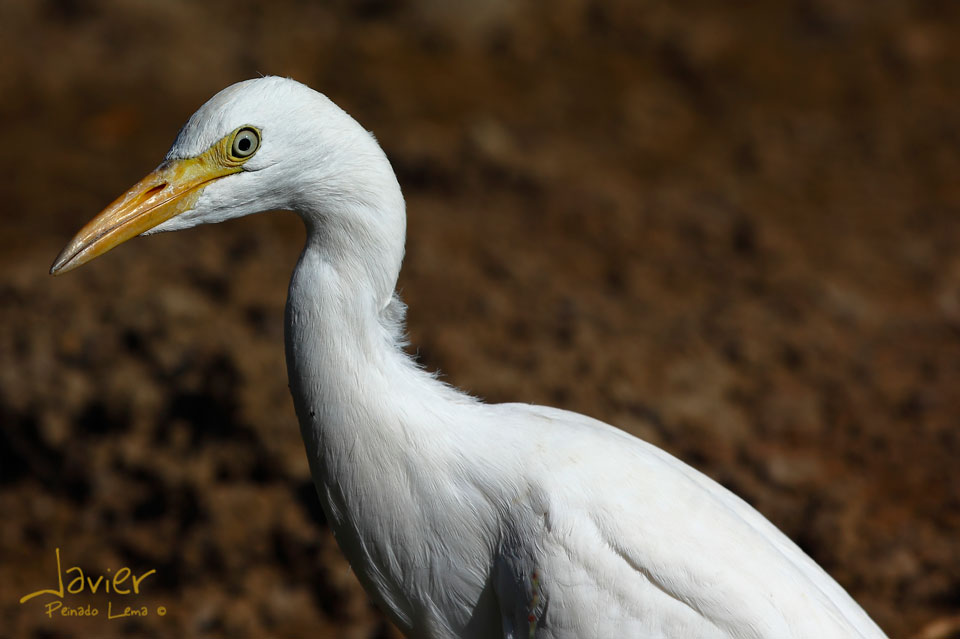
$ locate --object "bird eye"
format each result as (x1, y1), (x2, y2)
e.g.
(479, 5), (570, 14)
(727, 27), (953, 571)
(230, 127), (260, 159)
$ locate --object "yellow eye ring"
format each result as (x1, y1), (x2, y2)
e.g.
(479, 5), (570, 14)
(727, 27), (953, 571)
(230, 126), (261, 160)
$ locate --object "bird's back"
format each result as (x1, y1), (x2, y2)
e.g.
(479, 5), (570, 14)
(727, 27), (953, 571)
(482, 403), (887, 639)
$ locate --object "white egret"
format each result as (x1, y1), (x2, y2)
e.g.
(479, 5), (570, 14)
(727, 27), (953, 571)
(51, 77), (888, 638)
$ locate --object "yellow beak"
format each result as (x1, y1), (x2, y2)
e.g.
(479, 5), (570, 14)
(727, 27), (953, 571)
(50, 154), (241, 275)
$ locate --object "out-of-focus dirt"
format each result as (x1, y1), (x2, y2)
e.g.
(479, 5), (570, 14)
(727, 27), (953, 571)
(2, 1), (959, 637)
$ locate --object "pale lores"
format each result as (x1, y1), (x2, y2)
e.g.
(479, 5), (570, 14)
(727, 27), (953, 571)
(51, 77), (888, 638)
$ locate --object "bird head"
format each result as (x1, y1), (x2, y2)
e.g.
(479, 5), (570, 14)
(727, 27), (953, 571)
(50, 76), (404, 276)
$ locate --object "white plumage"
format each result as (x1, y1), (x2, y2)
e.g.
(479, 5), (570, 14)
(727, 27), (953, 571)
(52, 77), (888, 638)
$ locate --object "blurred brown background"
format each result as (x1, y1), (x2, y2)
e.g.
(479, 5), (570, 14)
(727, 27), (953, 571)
(2, 1), (959, 637)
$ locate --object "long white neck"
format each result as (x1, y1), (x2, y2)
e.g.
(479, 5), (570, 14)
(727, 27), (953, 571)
(280, 102), (436, 516)
(277, 114), (506, 634)
(282, 189), (490, 631)
(283, 198), (429, 518)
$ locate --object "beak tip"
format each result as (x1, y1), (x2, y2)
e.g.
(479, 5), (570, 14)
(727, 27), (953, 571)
(49, 246), (77, 276)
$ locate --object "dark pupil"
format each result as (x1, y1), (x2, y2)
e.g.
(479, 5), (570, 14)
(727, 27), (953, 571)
(238, 137), (251, 152)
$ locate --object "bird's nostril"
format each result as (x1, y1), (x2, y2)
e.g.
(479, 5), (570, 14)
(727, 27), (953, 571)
(144, 183), (167, 199)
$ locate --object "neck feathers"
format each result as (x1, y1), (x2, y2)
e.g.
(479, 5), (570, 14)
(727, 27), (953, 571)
(296, 124), (407, 311)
